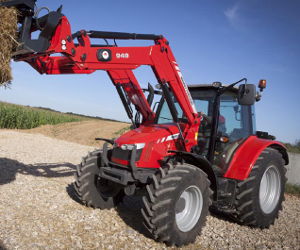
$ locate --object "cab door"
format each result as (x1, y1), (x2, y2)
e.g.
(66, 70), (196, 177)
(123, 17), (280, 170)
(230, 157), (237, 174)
(214, 91), (256, 174)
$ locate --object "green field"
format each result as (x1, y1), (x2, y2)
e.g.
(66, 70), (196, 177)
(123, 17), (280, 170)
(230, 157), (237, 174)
(0, 102), (85, 129)
(284, 143), (300, 154)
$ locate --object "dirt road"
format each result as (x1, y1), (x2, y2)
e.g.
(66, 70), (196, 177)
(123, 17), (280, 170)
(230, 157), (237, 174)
(24, 120), (130, 147)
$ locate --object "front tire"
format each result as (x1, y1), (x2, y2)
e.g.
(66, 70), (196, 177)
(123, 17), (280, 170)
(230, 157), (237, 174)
(74, 150), (124, 209)
(141, 163), (212, 246)
(233, 147), (286, 228)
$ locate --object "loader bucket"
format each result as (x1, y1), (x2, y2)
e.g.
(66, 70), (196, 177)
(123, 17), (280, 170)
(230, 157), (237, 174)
(0, 0), (18, 85)
(0, 0), (63, 85)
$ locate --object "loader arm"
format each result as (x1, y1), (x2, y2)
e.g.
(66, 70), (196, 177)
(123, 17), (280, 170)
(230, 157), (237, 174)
(1, 0), (200, 149)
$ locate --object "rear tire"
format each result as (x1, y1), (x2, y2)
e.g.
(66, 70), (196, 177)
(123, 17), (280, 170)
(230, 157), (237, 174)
(232, 147), (286, 228)
(141, 163), (212, 246)
(74, 150), (124, 209)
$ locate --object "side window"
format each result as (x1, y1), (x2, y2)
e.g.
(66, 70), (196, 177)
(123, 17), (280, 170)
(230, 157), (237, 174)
(250, 105), (256, 133)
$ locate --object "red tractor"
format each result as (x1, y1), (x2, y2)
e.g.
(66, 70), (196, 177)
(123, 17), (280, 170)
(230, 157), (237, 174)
(2, 0), (288, 246)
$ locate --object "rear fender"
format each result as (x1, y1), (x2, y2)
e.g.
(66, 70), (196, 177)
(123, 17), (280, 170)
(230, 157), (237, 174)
(224, 135), (288, 180)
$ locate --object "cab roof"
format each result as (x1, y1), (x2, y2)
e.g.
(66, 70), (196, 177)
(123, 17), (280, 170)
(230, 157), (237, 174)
(188, 84), (239, 92)
(188, 84), (238, 89)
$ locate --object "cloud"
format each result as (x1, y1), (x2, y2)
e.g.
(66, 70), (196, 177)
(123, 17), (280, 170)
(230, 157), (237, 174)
(224, 2), (240, 24)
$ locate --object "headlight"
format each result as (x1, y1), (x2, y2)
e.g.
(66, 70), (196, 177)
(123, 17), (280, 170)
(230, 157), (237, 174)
(120, 143), (145, 150)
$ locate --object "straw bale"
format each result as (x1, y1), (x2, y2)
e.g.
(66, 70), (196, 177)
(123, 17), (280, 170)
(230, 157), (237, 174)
(0, 0), (18, 86)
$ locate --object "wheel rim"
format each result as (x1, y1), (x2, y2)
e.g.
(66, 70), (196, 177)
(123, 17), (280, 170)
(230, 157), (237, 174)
(175, 185), (203, 232)
(259, 165), (281, 214)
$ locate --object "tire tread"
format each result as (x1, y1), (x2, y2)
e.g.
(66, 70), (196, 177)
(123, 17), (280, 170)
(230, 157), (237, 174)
(231, 147), (287, 228)
(141, 163), (212, 247)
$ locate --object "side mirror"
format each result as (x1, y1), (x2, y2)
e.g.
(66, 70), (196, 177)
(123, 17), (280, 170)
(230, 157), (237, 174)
(238, 84), (256, 105)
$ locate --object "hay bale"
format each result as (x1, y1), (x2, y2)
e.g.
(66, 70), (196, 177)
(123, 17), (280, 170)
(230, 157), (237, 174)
(0, 0), (18, 86)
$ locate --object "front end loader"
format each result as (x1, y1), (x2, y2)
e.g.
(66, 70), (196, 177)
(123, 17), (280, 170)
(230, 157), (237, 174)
(0, 0), (289, 246)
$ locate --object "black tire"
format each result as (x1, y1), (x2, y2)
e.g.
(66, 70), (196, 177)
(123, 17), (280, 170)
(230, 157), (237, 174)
(74, 150), (124, 209)
(141, 163), (212, 247)
(232, 147), (287, 228)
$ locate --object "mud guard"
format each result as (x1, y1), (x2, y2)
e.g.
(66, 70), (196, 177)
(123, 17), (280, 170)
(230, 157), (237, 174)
(169, 150), (217, 199)
(224, 135), (289, 180)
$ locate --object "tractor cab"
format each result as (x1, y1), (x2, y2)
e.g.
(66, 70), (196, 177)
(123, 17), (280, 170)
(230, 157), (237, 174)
(155, 81), (258, 175)
(189, 84), (256, 174)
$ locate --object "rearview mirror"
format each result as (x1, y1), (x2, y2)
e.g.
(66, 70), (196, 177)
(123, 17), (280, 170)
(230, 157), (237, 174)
(238, 84), (256, 105)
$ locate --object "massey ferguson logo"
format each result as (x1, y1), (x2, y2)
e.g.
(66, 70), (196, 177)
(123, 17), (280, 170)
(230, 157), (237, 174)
(116, 53), (129, 59)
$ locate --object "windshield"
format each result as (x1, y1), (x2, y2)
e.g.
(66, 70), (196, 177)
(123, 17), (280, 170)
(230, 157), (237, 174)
(156, 94), (184, 124)
(156, 89), (216, 124)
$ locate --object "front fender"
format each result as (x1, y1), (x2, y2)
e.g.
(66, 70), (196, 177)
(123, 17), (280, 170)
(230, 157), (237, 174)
(170, 151), (217, 199)
(224, 135), (288, 180)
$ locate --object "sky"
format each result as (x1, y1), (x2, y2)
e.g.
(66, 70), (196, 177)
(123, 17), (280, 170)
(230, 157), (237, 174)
(1, 0), (299, 143)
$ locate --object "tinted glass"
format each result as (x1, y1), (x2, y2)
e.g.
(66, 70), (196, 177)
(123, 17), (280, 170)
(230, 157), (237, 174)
(156, 95), (184, 124)
(219, 92), (252, 140)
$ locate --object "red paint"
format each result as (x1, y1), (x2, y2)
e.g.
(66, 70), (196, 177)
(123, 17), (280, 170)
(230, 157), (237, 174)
(111, 157), (128, 166)
(224, 136), (286, 180)
(16, 15), (201, 170)
(113, 124), (182, 168)
(17, 16), (200, 126)
(13, 12), (288, 180)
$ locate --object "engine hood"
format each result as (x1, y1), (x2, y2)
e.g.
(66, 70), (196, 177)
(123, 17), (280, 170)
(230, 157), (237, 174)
(115, 123), (180, 146)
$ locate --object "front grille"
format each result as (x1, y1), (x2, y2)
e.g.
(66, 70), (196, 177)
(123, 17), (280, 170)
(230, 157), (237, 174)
(111, 147), (143, 161)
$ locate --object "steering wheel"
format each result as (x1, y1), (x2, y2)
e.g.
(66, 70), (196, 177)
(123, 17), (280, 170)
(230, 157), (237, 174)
(199, 112), (212, 125)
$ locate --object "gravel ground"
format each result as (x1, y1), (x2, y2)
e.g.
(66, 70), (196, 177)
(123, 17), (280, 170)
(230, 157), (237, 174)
(0, 130), (299, 249)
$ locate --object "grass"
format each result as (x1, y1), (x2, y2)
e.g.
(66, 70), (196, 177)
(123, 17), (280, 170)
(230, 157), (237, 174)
(284, 143), (300, 154)
(285, 183), (300, 197)
(0, 102), (84, 129)
(36, 107), (124, 123)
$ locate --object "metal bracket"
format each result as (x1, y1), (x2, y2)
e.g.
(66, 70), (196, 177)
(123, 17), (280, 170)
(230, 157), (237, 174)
(101, 142), (110, 167)
(95, 138), (114, 145)
(0, 0), (36, 10)
(129, 145), (139, 179)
